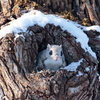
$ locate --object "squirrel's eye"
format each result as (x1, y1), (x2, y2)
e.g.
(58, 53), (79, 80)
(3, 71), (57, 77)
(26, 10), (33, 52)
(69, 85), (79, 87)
(61, 51), (62, 56)
(49, 50), (52, 55)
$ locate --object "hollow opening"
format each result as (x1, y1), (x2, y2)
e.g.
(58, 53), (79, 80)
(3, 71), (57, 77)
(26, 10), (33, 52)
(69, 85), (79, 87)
(26, 23), (85, 72)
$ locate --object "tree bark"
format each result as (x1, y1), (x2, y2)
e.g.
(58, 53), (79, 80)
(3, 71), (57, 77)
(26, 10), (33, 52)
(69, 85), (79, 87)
(33, 0), (100, 25)
(0, 0), (100, 100)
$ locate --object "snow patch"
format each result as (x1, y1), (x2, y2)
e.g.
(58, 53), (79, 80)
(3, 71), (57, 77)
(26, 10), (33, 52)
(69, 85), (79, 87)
(76, 71), (83, 76)
(68, 86), (80, 94)
(99, 76), (100, 81)
(14, 34), (25, 40)
(85, 66), (90, 72)
(61, 59), (83, 72)
(84, 25), (100, 32)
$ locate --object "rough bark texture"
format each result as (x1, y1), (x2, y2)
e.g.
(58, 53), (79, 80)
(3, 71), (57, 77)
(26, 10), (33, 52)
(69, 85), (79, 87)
(84, 30), (100, 73)
(83, 29), (100, 100)
(0, 0), (100, 100)
(0, 24), (99, 100)
(33, 0), (100, 25)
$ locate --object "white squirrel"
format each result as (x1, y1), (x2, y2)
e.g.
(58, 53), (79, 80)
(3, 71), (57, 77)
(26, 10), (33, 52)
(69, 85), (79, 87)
(37, 44), (66, 71)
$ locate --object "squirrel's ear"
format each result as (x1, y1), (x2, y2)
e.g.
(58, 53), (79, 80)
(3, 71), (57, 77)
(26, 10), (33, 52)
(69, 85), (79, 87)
(60, 44), (62, 48)
(47, 44), (51, 49)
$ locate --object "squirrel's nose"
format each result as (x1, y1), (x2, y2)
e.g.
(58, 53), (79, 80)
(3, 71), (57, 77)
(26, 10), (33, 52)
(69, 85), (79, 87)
(54, 55), (59, 61)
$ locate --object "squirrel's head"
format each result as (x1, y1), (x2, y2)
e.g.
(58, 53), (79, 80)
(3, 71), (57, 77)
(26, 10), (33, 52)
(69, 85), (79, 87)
(46, 44), (63, 61)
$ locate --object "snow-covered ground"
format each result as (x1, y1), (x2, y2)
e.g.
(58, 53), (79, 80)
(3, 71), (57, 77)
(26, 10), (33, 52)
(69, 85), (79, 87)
(0, 10), (100, 74)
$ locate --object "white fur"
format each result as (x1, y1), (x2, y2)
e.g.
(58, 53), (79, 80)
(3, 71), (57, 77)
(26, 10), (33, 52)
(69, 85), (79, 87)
(44, 57), (63, 71)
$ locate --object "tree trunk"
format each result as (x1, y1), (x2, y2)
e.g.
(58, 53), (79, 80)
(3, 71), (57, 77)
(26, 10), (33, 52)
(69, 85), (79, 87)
(0, 0), (100, 100)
